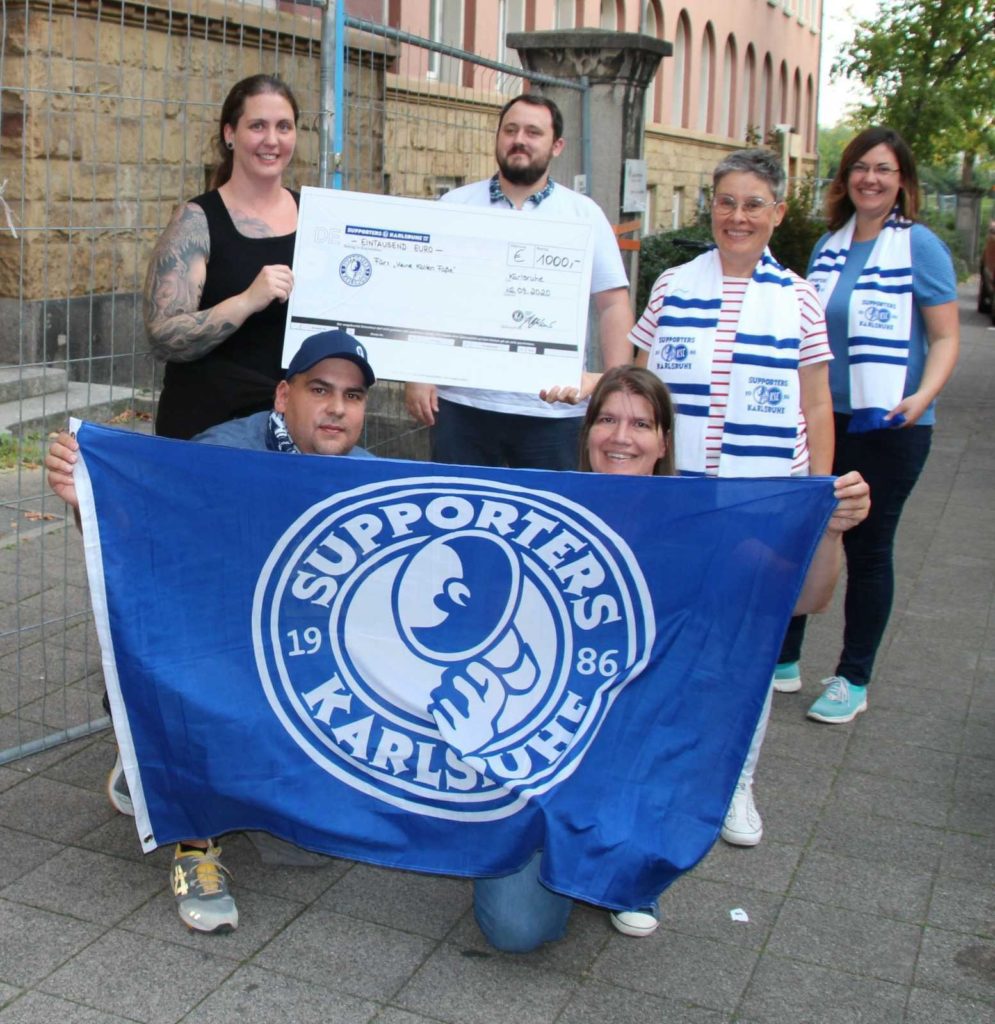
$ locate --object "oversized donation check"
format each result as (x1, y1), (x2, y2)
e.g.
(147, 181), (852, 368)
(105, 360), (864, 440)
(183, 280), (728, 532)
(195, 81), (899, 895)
(284, 187), (595, 393)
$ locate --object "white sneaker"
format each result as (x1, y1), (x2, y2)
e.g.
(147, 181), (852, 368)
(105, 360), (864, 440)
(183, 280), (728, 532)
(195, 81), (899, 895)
(610, 903), (660, 937)
(721, 780), (763, 846)
(106, 752), (134, 816)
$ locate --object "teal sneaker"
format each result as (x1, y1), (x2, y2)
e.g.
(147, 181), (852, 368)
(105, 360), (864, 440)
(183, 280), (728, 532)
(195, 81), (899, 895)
(772, 661), (802, 693)
(807, 676), (867, 724)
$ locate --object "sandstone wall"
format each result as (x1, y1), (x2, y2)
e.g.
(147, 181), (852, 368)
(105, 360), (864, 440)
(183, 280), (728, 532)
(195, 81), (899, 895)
(381, 78), (500, 199)
(1, 1), (330, 304)
(645, 125), (817, 232)
(1, 2), (816, 379)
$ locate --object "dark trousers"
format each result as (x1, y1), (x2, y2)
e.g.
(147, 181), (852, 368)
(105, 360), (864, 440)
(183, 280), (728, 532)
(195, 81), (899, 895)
(780, 413), (932, 687)
(431, 398), (582, 471)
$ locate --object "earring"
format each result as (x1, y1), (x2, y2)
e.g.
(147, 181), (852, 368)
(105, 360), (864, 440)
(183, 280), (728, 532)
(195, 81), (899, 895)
(226, 140), (234, 150)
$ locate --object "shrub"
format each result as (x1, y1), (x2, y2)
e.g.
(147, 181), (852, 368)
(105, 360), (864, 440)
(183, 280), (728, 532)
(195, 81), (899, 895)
(635, 220), (712, 314)
(770, 175), (828, 277)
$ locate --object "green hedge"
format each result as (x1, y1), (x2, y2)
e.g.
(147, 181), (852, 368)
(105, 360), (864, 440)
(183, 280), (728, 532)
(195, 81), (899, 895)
(635, 221), (713, 314)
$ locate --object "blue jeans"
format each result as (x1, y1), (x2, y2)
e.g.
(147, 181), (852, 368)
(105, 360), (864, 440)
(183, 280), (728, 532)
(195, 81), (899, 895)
(473, 851), (573, 952)
(431, 399), (582, 470)
(791, 414), (933, 687)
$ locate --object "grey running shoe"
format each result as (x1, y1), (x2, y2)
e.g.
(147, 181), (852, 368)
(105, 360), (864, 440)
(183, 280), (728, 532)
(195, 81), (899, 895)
(171, 844), (238, 933)
(106, 752), (134, 816)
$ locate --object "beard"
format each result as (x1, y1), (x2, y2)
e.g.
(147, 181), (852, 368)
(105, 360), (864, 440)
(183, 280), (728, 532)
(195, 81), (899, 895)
(497, 148), (551, 187)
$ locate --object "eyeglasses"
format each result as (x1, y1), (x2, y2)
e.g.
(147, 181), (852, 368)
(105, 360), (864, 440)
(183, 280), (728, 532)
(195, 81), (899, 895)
(849, 162), (900, 177)
(711, 195), (779, 217)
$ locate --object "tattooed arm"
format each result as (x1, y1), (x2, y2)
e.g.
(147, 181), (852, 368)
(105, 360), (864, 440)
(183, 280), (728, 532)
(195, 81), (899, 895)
(144, 202), (294, 362)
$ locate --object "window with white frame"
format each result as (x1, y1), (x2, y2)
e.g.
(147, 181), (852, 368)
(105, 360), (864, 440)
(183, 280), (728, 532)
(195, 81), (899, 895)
(497, 0), (525, 93)
(431, 175), (465, 197)
(427, 0), (463, 83)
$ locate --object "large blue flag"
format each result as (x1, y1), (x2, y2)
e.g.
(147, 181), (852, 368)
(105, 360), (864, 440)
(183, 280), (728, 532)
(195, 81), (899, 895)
(75, 422), (835, 910)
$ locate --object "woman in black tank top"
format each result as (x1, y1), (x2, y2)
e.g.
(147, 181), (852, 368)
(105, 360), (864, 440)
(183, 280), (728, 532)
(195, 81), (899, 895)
(145, 74), (301, 439)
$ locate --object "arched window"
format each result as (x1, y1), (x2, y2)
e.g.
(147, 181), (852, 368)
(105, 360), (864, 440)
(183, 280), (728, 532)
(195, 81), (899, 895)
(739, 44), (756, 140)
(697, 23), (716, 133)
(778, 60), (789, 123)
(644, 1), (665, 125)
(805, 74), (815, 151)
(720, 35), (736, 138)
(759, 54), (773, 141)
(671, 11), (692, 129)
(792, 68), (802, 131)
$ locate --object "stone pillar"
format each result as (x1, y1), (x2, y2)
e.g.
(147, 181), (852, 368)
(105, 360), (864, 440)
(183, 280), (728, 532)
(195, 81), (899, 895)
(507, 30), (671, 228)
(507, 30), (670, 370)
(955, 187), (984, 263)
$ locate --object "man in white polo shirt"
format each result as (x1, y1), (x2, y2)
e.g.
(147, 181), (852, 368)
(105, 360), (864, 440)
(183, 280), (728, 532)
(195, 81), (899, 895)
(404, 94), (634, 470)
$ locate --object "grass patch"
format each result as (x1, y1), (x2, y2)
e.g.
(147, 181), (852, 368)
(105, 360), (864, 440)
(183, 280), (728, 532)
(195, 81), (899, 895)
(0, 433), (48, 471)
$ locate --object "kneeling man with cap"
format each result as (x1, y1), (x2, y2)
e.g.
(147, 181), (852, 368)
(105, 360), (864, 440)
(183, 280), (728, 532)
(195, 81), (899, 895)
(194, 329), (376, 456)
(45, 329), (377, 935)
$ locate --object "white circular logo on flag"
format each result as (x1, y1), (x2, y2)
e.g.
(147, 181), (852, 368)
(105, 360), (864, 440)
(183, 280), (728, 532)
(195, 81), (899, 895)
(253, 478), (654, 820)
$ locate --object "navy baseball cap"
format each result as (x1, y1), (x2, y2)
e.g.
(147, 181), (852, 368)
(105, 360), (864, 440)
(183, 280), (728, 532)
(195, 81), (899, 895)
(285, 330), (376, 387)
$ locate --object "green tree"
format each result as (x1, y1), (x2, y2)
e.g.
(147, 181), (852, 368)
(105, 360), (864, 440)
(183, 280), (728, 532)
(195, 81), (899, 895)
(817, 124), (854, 180)
(834, 0), (995, 182)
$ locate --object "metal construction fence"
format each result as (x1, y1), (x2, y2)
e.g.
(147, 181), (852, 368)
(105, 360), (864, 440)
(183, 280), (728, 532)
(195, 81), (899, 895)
(0, 0), (587, 764)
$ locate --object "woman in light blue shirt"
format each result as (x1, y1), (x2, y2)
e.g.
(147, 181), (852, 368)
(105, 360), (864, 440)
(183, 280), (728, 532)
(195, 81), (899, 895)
(780, 127), (959, 724)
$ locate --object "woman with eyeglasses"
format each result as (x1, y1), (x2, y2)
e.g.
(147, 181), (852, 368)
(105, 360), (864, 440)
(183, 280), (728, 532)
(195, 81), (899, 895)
(623, 148), (834, 860)
(788, 127), (959, 726)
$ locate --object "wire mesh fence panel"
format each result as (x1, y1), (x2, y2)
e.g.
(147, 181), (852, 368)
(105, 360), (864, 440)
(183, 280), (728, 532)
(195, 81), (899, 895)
(0, 0), (575, 762)
(0, 0), (334, 763)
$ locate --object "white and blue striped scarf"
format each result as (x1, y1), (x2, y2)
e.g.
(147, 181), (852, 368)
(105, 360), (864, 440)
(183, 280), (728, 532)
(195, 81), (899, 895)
(808, 210), (913, 432)
(266, 411), (300, 453)
(652, 248), (801, 477)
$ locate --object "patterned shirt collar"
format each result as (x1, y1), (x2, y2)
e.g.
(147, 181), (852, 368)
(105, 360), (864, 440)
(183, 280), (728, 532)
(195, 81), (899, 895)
(488, 173), (555, 209)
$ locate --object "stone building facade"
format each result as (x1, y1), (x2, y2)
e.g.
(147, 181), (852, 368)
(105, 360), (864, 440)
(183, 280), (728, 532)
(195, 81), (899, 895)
(378, 0), (822, 228)
(0, 0), (823, 385)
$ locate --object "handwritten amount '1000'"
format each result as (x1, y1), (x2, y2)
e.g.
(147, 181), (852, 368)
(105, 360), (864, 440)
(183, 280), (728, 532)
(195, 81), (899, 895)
(535, 251), (581, 269)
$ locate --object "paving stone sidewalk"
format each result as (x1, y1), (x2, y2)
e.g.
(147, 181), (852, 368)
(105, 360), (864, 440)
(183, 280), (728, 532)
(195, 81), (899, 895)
(0, 286), (991, 1023)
